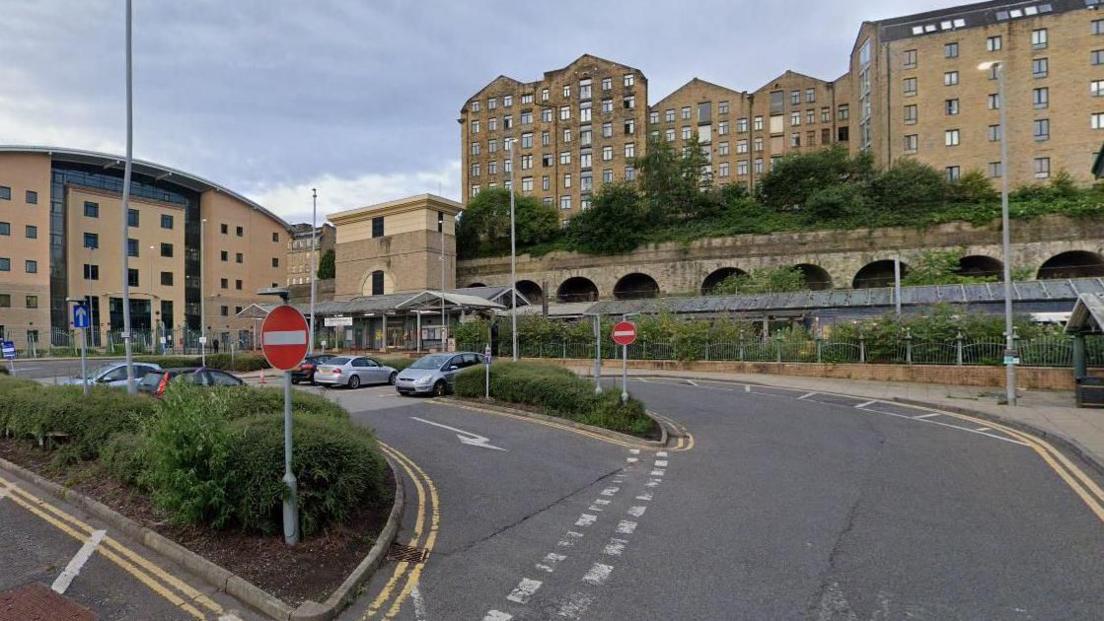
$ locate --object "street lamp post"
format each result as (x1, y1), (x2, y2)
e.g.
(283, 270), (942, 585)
(200, 217), (207, 365)
(979, 60), (1017, 406)
(308, 189), (318, 356)
(508, 138), (518, 361)
(120, 0), (136, 394)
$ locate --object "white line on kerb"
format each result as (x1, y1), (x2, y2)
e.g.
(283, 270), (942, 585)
(506, 578), (543, 604)
(582, 563), (614, 586)
(855, 400), (878, 408)
(913, 413), (941, 419)
(627, 505), (647, 518)
(797, 392), (817, 400)
(483, 611), (513, 621)
(745, 384), (751, 392)
(616, 520), (638, 535)
(52, 529), (106, 594)
(0, 485), (10, 501)
(975, 427), (992, 432)
(575, 514), (598, 527)
(686, 379), (699, 387)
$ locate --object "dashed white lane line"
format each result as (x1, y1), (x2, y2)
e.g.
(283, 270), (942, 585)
(483, 610), (513, 621)
(797, 391), (817, 400)
(654, 460), (668, 467)
(557, 531), (584, 547)
(51, 529), (106, 594)
(913, 412), (941, 419)
(603, 538), (628, 556)
(536, 552), (567, 573)
(581, 563), (614, 586)
(575, 514), (598, 527)
(686, 380), (699, 387)
(592, 498), (610, 506)
(629, 448), (640, 454)
(744, 384), (751, 392)
(506, 578), (543, 604)
(554, 592), (594, 619)
(616, 520), (638, 535)
(646, 478), (662, 487)
(650, 469), (666, 476)
(626, 457), (638, 463)
(588, 503), (605, 512)
(627, 505), (647, 518)
(975, 426), (992, 432)
(411, 584), (428, 621)
(656, 451), (668, 458)
(635, 491), (653, 501)
(600, 487), (620, 496)
(855, 400), (878, 408)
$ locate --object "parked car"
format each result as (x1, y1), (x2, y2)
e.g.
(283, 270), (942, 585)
(314, 356), (398, 389)
(138, 367), (245, 398)
(60, 362), (162, 388)
(395, 352), (484, 397)
(291, 354), (336, 385)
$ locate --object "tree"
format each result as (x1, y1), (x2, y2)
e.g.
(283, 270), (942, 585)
(868, 158), (947, 212)
(756, 146), (872, 211)
(455, 188), (559, 259)
(316, 249), (335, 279)
(566, 183), (647, 254)
(901, 249), (994, 286)
(711, 266), (807, 295)
(635, 135), (719, 224)
(947, 169), (999, 203)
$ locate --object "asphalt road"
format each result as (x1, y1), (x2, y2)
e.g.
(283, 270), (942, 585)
(5, 357), (124, 381)
(327, 378), (1104, 620)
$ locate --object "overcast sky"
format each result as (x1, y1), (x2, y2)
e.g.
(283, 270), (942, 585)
(1, 0), (961, 224)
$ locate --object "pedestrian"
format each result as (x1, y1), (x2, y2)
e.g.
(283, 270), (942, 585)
(213, 338), (220, 354)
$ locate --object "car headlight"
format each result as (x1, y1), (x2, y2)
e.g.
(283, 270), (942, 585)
(415, 376), (432, 385)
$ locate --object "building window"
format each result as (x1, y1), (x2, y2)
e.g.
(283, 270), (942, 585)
(0, 222), (7, 236)
(737, 160), (749, 176)
(559, 195), (571, 210)
(372, 216), (384, 238)
(1093, 80), (1104, 97)
(790, 132), (801, 147)
(26, 295), (38, 309)
(753, 158), (763, 174)
(718, 121), (729, 135)
(987, 93), (1000, 110)
(602, 169), (613, 183)
(24, 225), (36, 239)
(945, 42), (959, 58)
(790, 112), (801, 126)
(542, 176), (550, 190)
(1033, 87), (1049, 109)
(664, 109), (675, 123)
(903, 49), (917, 68)
(625, 143), (635, 158)
(541, 88), (549, 102)
(790, 90), (800, 106)
(987, 35), (1002, 51)
(220, 305), (229, 317)
(471, 120), (480, 134)
(623, 96), (635, 110)
(946, 166), (961, 181)
(0, 186), (9, 201)
(719, 162), (730, 177)
(471, 100), (480, 112)
(837, 105), (849, 121)
(271, 257), (279, 268)
(161, 271), (173, 286)
(235, 225), (243, 237)
(624, 119), (635, 135)
(1031, 28), (1047, 49)
(805, 88), (816, 103)
(126, 208), (139, 227)
(503, 94), (513, 107)
(719, 141), (731, 155)
(681, 126), (692, 140)
(1093, 112), (1104, 129)
(127, 238), (139, 257)
(503, 115), (512, 129)
(563, 173), (572, 189)
(601, 77), (612, 91)
(1094, 49), (1104, 65)
(25, 260), (37, 274)
(560, 151), (571, 165)
(559, 106), (570, 120)
(753, 137), (763, 152)
(562, 84), (571, 99)
(0, 293), (8, 306)
(220, 223), (228, 234)
(649, 111), (659, 124)
(541, 108), (552, 122)
(127, 268), (138, 287)
(945, 129), (960, 146)
(1033, 57), (1048, 79)
(83, 232), (98, 249)
(719, 101), (729, 115)
(904, 77), (917, 95)
(221, 277), (228, 289)
(26, 190), (37, 204)
(470, 163), (480, 177)
(84, 201), (99, 218)
(83, 264), (99, 280)
(904, 104), (918, 124)
(945, 99), (959, 115)
(1034, 156), (1051, 179)
(681, 106), (691, 120)
(736, 117), (748, 132)
(488, 97), (497, 110)
(988, 124), (1001, 142)
(0, 258), (8, 272)
(579, 80), (591, 100)
(601, 99), (613, 113)
(623, 73), (634, 87)
(521, 176), (533, 192)
(236, 252), (243, 263)
(580, 152), (592, 169)
(220, 249), (228, 261)
(625, 166), (636, 181)
(821, 107), (830, 123)
(753, 116), (763, 130)
(1034, 118), (1050, 140)
(158, 242), (172, 258)
(943, 71), (958, 86)
(371, 270), (384, 295)
(159, 214), (173, 229)
(664, 128), (675, 142)
(1095, 19), (1104, 35)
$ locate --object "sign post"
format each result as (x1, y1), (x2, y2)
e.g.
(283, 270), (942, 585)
(73, 303), (91, 396)
(1, 340), (16, 376)
(611, 320), (637, 404)
(261, 303), (310, 546)
(593, 314), (602, 394)
(484, 344), (492, 399)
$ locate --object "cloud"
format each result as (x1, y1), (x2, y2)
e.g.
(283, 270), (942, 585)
(248, 160), (461, 224)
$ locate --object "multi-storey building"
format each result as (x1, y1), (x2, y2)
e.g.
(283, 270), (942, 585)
(287, 222), (335, 286)
(0, 146), (290, 351)
(458, 54), (649, 221)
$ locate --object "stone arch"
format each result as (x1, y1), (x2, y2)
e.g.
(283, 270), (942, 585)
(853, 260), (908, 289)
(1037, 251), (1104, 280)
(793, 264), (833, 290)
(515, 279), (544, 305)
(465, 282), (487, 288)
(701, 267), (747, 295)
(613, 273), (660, 300)
(557, 276), (599, 303)
(956, 255), (1003, 279)
(358, 267), (395, 296)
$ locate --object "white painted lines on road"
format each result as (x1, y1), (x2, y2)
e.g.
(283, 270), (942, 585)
(685, 380), (699, 387)
(635, 491), (653, 501)
(655, 460), (668, 467)
(600, 486), (620, 496)
(51, 529), (106, 594)
(409, 416), (508, 451)
(646, 478), (662, 487)
(629, 448), (640, 454)
(557, 531), (584, 547)
(656, 451), (668, 457)
(912, 412), (941, 420)
(506, 577), (543, 604)
(575, 514), (598, 528)
(626, 457), (638, 463)
(483, 610), (513, 621)
(797, 391), (817, 400)
(535, 552), (567, 573)
(855, 400), (878, 408)
(745, 384), (752, 392)
(650, 469), (666, 476)
(975, 427), (992, 432)
(553, 592), (594, 619)
(627, 505), (647, 518)
(411, 584), (428, 621)
(602, 538), (628, 557)
(581, 562), (613, 586)
(615, 520), (638, 535)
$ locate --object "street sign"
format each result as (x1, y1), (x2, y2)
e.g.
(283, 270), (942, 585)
(262, 305), (310, 371)
(612, 321), (637, 346)
(198, 336), (208, 345)
(1003, 355), (1021, 365)
(484, 344), (493, 364)
(73, 304), (90, 329)
(324, 316), (353, 327)
(1, 340), (15, 359)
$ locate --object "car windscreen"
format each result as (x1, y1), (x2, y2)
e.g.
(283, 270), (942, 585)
(325, 357), (351, 366)
(410, 354), (451, 370)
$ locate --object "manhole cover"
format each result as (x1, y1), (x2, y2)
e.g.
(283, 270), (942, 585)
(0, 582), (96, 621)
(386, 542), (429, 564)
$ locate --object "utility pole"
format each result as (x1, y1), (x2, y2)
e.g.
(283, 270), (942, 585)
(120, 0), (136, 394)
(308, 189), (318, 356)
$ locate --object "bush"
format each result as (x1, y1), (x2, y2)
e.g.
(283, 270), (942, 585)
(377, 356), (414, 372)
(101, 432), (152, 488)
(454, 361), (657, 437)
(204, 353), (270, 372)
(134, 355), (201, 368)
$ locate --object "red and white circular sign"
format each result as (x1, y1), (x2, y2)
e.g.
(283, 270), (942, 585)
(261, 305), (309, 371)
(611, 321), (637, 346)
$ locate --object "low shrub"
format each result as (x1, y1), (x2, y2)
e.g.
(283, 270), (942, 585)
(209, 386), (348, 421)
(204, 353), (270, 372)
(135, 355), (201, 368)
(101, 432), (152, 488)
(377, 356), (414, 371)
(454, 361), (657, 437)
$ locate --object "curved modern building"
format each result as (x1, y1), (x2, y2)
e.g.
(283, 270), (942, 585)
(0, 146), (291, 351)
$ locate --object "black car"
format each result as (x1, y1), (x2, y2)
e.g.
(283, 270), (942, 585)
(291, 354), (337, 385)
(138, 367), (245, 397)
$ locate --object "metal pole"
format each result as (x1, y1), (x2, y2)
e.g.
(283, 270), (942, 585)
(593, 314), (602, 394)
(416, 311), (422, 352)
(282, 367), (299, 545)
(509, 139), (519, 361)
(79, 326), (89, 396)
(120, 0), (136, 394)
(894, 257), (902, 317)
(485, 343), (491, 399)
(998, 62), (1017, 406)
(201, 218), (207, 365)
(621, 314), (629, 403)
(439, 211), (446, 351)
(308, 188), (318, 356)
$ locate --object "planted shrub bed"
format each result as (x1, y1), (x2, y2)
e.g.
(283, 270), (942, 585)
(453, 361), (658, 439)
(135, 352), (271, 372)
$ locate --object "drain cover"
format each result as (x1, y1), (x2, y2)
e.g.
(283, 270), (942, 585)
(386, 542), (429, 564)
(0, 582), (96, 621)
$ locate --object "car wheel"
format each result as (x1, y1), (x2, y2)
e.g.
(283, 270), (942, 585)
(433, 380), (447, 397)
(348, 375), (361, 389)
(291, 378), (300, 385)
(388, 371), (397, 385)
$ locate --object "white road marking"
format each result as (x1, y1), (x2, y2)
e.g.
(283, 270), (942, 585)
(975, 426), (992, 432)
(650, 469), (666, 476)
(410, 416), (507, 451)
(603, 538), (628, 556)
(506, 578), (542, 604)
(588, 504), (605, 512)
(483, 611), (513, 621)
(686, 379), (699, 386)
(745, 384), (751, 392)
(558, 531), (584, 547)
(600, 487), (620, 496)
(860, 407), (1029, 446)
(797, 392), (817, 400)
(626, 457), (638, 463)
(855, 400), (878, 408)
(575, 514), (597, 527)
(627, 505), (647, 518)
(536, 552), (567, 573)
(411, 584), (428, 621)
(635, 491), (653, 501)
(656, 451), (668, 457)
(592, 498), (610, 506)
(52, 529), (106, 594)
(646, 478), (662, 487)
(616, 520), (637, 535)
(629, 448), (640, 454)
(582, 563), (614, 586)
(217, 614), (245, 621)
(912, 412), (941, 419)
(654, 460), (668, 467)
(0, 484), (10, 501)
(553, 592), (594, 619)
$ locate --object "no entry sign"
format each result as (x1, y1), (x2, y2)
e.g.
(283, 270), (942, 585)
(261, 305), (309, 371)
(611, 321), (637, 346)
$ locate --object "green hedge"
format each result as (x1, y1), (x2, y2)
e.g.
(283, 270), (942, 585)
(454, 361), (657, 438)
(377, 356), (414, 371)
(135, 353), (271, 372)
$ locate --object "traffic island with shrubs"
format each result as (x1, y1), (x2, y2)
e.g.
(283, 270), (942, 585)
(453, 360), (660, 440)
(0, 374), (394, 605)
(135, 352), (272, 372)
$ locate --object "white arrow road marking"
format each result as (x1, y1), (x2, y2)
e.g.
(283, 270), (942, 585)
(410, 417), (507, 451)
(52, 529), (106, 594)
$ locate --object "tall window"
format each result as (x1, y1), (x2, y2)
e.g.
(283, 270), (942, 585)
(371, 270), (384, 296)
(161, 214), (173, 229)
(904, 134), (918, 152)
(84, 201), (99, 218)
(945, 99), (959, 115)
(944, 71), (958, 86)
(1033, 87), (1049, 109)
(1031, 28), (1047, 49)
(1033, 58), (1048, 79)
(945, 129), (960, 146)
(987, 35), (1002, 51)
(904, 77), (917, 95)
(904, 104), (918, 124)
(1034, 157), (1051, 179)
(1034, 118), (1050, 140)
(945, 42), (959, 58)
(903, 49), (917, 68)
(371, 216), (384, 238)
(946, 166), (961, 181)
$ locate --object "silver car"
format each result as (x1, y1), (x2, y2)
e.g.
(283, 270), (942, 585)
(395, 352), (484, 397)
(314, 356), (398, 389)
(60, 361), (162, 388)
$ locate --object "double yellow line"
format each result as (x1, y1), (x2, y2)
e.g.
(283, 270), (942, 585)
(648, 411), (695, 452)
(361, 442), (439, 620)
(0, 475), (227, 620)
